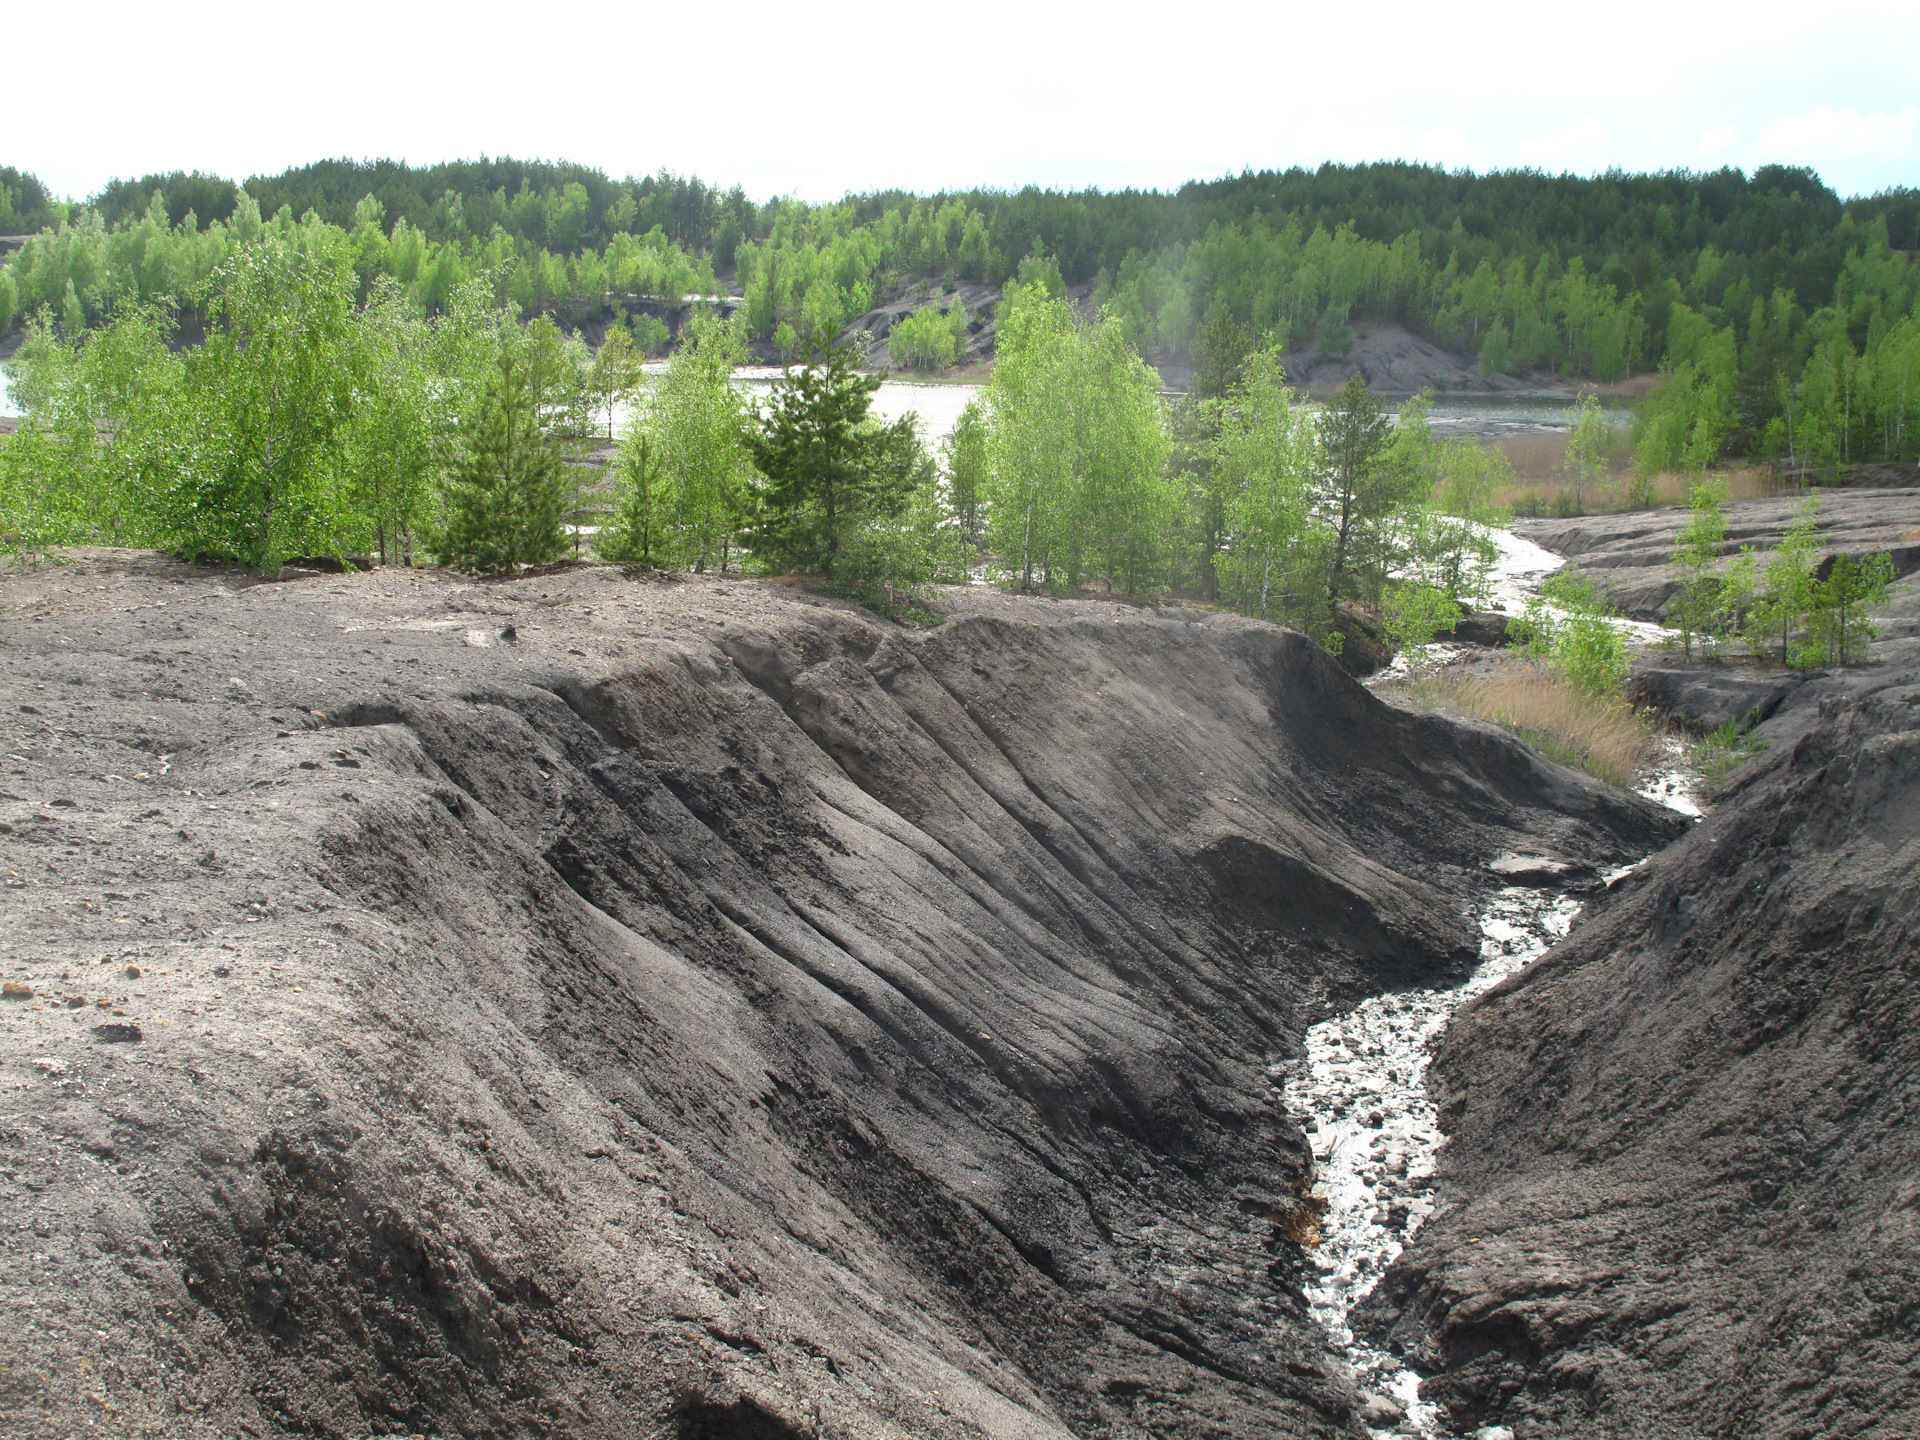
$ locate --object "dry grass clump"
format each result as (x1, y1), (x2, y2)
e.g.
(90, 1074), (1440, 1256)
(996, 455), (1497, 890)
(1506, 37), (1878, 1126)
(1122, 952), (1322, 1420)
(1489, 462), (1775, 517)
(1397, 663), (1659, 788)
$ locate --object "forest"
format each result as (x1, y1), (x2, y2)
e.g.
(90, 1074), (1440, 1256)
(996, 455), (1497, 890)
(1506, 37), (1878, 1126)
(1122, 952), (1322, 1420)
(4, 157), (1918, 472)
(2, 209), (1891, 696)
(0, 157), (1908, 707)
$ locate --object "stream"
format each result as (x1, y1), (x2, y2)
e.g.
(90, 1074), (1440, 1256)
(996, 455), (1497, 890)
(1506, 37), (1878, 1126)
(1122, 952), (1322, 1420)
(1286, 528), (1698, 1435)
(1280, 886), (1586, 1434)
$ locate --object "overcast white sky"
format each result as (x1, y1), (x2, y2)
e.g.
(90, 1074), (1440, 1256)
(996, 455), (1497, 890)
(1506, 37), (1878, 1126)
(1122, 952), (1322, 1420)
(12, 0), (1918, 203)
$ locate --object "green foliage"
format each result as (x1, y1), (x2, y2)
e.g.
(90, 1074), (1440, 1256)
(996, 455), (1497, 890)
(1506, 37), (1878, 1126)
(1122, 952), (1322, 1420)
(343, 279), (441, 565)
(1747, 492), (1825, 664)
(0, 221), (616, 574)
(588, 320), (645, 439)
(14, 158), (1920, 483)
(1668, 478), (1731, 659)
(1477, 322), (1511, 376)
(1212, 349), (1324, 627)
(1510, 569), (1630, 696)
(629, 313), (670, 355)
(0, 166), (62, 232)
(607, 308), (754, 572)
(1320, 376), (1430, 603)
(1632, 320), (1737, 491)
(1687, 711), (1768, 795)
(597, 434), (672, 567)
(1564, 392), (1606, 511)
(889, 305), (958, 370)
(1381, 583), (1462, 662)
(946, 396), (988, 546)
(826, 417), (953, 617)
(745, 337), (906, 576)
(982, 284), (1174, 599)
(161, 226), (364, 566)
(434, 326), (586, 573)
(1808, 550), (1896, 665)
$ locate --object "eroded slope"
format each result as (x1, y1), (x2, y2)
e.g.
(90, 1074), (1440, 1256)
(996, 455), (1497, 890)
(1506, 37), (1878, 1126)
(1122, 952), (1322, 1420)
(0, 556), (1678, 1439)
(1361, 666), (1920, 1438)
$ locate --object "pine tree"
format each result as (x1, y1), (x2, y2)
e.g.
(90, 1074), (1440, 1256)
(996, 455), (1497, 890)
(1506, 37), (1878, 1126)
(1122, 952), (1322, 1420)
(436, 346), (575, 573)
(1319, 375), (1411, 604)
(597, 434), (671, 566)
(745, 337), (887, 576)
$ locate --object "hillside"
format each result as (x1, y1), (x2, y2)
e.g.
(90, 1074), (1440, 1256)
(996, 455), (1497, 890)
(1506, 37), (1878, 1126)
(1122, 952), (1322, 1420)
(0, 555), (1678, 1439)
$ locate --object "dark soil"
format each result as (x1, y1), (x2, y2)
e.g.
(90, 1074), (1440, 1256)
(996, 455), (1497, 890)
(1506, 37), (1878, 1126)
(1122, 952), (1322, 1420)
(1357, 577), (1920, 1433)
(0, 553), (1677, 1439)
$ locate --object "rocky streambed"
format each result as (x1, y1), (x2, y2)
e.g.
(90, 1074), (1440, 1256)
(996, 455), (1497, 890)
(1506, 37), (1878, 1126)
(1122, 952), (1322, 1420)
(1284, 883), (1587, 1435)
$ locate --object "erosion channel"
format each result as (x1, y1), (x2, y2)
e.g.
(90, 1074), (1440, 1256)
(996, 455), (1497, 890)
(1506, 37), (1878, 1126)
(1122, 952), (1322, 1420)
(4, 507), (1916, 1439)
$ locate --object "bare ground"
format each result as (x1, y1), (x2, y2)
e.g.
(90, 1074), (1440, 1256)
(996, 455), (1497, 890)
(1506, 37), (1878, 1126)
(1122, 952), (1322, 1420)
(0, 553), (1675, 1440)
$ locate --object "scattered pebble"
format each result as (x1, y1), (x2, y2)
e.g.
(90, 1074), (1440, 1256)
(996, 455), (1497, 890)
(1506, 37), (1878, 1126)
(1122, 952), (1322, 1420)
(2, 982), (33, 1001)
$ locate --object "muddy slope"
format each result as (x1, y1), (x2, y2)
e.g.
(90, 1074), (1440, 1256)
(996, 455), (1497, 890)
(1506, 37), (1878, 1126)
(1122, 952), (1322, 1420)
(0, 556), (1678, 1440)
(1359, 652), (1920, 1438)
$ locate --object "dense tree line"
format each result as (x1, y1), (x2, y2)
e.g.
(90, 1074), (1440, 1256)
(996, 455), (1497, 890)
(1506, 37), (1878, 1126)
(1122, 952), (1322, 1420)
(9, 155), (1918, 467)
(0, 166), (64, 234)
(3, 221), (1892, 683)
(0, 187), (717, 340)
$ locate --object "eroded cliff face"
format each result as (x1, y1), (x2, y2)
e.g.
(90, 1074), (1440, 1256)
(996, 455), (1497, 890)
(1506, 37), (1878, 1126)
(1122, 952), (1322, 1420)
(0, 557), (1678, 1439)
(1361, 667), (1920, 1439)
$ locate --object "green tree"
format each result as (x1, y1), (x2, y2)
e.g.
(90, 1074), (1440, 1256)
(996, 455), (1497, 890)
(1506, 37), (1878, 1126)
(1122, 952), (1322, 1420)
(1510, 569), (1629, 696)
(746, 336), (892, 576)
(1169, 312), (1257, 599)
(344, 279), (439, 565)
(588, 320), (645, 439)
(1808, 550), (1896, 665)
(1319, 376), (1428, 605)
(981, 284), (1173, 598)
(1564, 392), (1607, 512)
(61, 279), (85, 338)
(1381, 582), (1462, 663)
(829, 415), (950, 615)
(946, 297), (970, 352)
(946, 395), (988, 547)
(1478, 323), (1511, 377)
(890, 306), (957, 370)
(596, 433), (671, 566)
(1749, 491), (1825, 664)
(164, 227), (361, 566)
(1668, 477), (1729, 660)
(641, 307), (754, 571)
(435, 339), (578, 573)
(1213, 348), (1321, 625)
(630, 312), (670, 356)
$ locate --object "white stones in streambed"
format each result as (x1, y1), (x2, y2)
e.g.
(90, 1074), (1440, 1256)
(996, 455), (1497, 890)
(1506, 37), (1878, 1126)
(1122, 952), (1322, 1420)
(1281, 886), (1583, 1436)
(1636, 736), (1703, 818)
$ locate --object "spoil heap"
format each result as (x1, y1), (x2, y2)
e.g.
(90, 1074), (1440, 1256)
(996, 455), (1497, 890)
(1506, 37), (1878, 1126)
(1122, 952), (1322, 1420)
(0, 555), (1677, 1439)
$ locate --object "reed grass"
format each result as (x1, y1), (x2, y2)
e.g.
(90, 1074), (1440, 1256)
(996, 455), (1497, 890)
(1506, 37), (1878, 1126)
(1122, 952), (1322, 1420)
(1392, 663), (1660, 789)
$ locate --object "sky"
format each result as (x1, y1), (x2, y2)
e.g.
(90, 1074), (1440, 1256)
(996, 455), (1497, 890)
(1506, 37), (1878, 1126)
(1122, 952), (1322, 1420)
(11, 0), (1918, 203)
